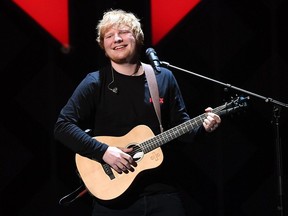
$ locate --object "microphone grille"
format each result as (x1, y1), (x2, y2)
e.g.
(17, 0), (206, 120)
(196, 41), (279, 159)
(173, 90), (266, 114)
(145, 48), (154, 54)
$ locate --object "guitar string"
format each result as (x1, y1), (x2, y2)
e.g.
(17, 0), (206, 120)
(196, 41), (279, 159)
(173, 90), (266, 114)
(130, 104), (227, 155)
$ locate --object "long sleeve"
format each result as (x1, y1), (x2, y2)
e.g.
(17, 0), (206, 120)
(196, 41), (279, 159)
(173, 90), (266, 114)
(54, 72), (108, 162)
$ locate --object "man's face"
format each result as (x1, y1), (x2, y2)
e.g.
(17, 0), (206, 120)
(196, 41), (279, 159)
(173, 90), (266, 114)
(103, 25), (137, 64)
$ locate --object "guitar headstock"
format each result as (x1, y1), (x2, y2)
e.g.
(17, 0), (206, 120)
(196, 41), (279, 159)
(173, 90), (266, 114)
(218, 95), (250, 116)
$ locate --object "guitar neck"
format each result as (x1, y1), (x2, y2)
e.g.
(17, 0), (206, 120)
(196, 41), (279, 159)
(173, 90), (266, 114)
(139, 104), (225, 154)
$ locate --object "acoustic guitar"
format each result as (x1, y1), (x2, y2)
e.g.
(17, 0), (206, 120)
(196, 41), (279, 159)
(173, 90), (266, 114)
(75, 96), (248, 200)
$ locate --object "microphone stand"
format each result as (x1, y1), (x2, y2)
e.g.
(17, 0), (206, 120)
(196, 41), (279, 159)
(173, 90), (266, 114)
(161, 61), (288, 216)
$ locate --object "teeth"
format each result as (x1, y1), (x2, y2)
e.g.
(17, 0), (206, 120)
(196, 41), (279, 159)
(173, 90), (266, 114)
(115, 46), (124, 50)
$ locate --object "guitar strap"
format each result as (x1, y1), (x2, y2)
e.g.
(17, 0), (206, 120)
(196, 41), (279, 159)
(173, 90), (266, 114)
(142, 62), (164, 133)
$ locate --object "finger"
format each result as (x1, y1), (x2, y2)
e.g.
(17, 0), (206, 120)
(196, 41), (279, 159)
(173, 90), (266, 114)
(122, 147), (133, 153)
(121, 148), (135, 162)
(216, 116), (221, 123)
(112, 164), (122, 174)
(208, 113), (221, 125)
(209, 113), (221, 123)
(120, 154), (133, 165)
(118, 154), (135, 169)
(205, 107), (213, 112)
(206, 117), (216, 128)
(117, 162), (133, 174)
(115, 161), (129, 172)
(121, 161), (131, 170)
(203, 118), (210, 126)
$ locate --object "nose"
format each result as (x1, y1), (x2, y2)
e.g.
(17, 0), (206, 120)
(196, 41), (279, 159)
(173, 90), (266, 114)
(114, 33), (123, 42)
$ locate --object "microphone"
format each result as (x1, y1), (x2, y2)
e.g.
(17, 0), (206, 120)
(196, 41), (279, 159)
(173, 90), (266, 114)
(146, 48), (161, 72)
(109, 86), (118, 94)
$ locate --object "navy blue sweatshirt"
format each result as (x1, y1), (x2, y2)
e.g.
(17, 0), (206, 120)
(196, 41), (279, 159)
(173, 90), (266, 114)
(54, 64), (204, 201)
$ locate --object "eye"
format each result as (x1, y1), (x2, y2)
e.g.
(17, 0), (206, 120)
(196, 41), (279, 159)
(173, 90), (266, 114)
(119, 30), (131, 35)
(104, 34), (113, 39)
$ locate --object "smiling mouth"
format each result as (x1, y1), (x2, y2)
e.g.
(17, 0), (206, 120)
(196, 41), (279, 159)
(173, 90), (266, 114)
(114, 45), (127, 50)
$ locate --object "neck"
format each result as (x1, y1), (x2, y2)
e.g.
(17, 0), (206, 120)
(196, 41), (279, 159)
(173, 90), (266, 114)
(111, 61), (142, 76)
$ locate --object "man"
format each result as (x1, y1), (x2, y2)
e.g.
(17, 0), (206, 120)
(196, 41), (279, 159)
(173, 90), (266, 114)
(54, 9), (221, 216)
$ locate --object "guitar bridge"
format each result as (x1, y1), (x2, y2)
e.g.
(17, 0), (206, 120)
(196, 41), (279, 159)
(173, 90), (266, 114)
(102, 163), (115, 180)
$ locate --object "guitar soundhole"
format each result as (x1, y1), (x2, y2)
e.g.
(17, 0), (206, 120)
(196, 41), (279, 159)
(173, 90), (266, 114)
(127, 144), (143, 162)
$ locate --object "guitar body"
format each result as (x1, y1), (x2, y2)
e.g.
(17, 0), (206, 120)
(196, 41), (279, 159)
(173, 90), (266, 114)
(75, 125), (163, 200)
